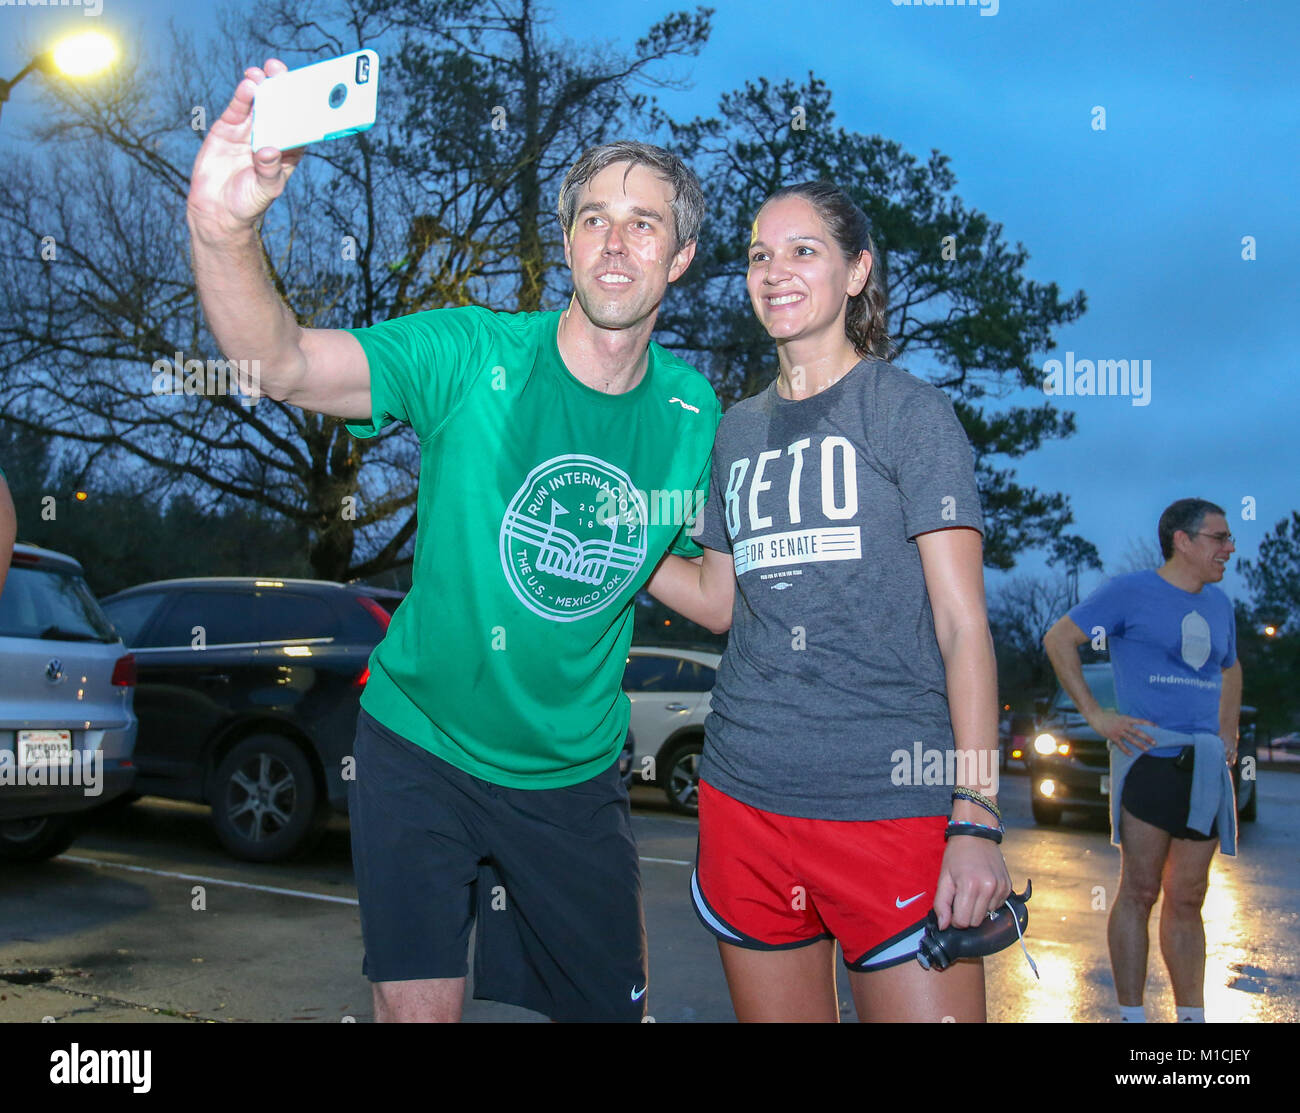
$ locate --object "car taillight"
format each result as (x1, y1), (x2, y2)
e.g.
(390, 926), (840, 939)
(353, 666), (370, 688)
(356, 595), (392, 633)
(111, 653), (137, 687)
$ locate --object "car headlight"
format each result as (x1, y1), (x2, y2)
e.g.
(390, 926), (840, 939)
(1033, 733), (1058, 756)
(1056, 741), (1070, 756)
(1038, 778), (1057, 797)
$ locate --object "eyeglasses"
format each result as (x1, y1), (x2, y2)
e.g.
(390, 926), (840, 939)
(1195, 531), (1235, 545)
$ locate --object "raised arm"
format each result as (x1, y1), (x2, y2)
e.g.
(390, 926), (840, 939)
(186, 59), (371, 419)
(645, 548), (734, 635)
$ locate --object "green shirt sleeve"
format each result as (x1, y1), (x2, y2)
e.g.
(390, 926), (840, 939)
(667, 395), (722, 558)
(343, 306), (492, 440)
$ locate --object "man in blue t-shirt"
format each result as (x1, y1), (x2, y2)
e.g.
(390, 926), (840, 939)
(1044, 498), (1241, 1024)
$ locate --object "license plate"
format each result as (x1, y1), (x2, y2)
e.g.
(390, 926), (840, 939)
(1100, 774), (1110, 796)
(17, 730), (73, 766)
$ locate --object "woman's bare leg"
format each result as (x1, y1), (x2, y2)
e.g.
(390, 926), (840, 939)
(848, 956), (985, 1022)
(718, 938), (840, 1022)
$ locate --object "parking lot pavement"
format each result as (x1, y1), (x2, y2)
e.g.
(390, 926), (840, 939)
(2, 769), (1296, 1023)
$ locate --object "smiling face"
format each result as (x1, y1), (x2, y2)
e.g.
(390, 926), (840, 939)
(1177, 511), (1235, 584)
(562, 161), (694, 331)
(746, 195), (869, 346)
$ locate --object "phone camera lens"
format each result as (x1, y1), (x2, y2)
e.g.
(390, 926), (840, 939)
(328, 83), (348, 109)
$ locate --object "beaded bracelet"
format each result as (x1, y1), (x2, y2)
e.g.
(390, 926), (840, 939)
(952, 788), (1001, 823)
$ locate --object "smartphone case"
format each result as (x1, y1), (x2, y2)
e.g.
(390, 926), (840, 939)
(251, 49), (380, 152)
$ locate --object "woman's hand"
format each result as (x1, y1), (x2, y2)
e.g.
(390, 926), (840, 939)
(933, 835), (1012, 930)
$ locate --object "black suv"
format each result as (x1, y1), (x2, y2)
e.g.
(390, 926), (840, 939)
(99, 578), (402, 861)
(1028, 662), (1258, 826)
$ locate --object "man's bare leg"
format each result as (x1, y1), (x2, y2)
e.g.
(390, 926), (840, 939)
(1158, 835), (1217, 1008)
(373, 977), (466, 1023)
(1108, 807), (1171, 1006)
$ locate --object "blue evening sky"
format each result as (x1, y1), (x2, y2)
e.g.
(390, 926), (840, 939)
(2, 0), (1294, 603)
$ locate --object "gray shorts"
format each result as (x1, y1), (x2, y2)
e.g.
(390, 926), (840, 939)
(348, 709), (647, 1021)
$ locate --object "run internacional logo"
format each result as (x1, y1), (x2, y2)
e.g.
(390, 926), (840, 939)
(499, 454), (648, 622)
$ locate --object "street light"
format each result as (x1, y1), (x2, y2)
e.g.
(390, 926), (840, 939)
(0, 30), (117, 123)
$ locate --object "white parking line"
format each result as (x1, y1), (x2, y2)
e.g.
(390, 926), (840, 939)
(59, 851), (693, 903)
(60, 856), (361, 905)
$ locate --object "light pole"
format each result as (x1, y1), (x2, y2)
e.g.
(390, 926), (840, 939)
(0, 31), (117, 124)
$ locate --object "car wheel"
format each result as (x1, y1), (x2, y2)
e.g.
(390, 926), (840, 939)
(210, 734), (326, 862)
(0, 815), (78, 862)
(1030, 794), (1062, 826)
(662, 738), (703, 816)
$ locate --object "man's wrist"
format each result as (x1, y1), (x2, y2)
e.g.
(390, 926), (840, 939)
(187, 208), (263, 251)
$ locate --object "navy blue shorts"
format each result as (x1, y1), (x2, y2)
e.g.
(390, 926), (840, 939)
(348, 709), (647, 1021)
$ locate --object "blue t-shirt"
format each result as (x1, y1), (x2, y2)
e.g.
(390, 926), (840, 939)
(1068, 570), (1237, 755)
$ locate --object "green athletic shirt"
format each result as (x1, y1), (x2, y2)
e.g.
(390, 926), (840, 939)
(345, 306), (720, 788)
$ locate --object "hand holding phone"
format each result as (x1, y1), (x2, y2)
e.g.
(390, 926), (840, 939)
(250, 49), (380, 153)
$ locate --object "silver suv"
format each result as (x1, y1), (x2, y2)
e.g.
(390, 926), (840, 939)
(0, 543), (137, 860)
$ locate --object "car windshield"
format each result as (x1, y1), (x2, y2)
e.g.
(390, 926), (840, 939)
(1056, 668), (1116, 712)
(0, 565), (117, 642)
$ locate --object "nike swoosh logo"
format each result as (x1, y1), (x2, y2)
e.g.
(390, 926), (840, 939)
(667, 397), (700, 413)
(631, 984), (647, 1001)
(896, 892), (925, 909)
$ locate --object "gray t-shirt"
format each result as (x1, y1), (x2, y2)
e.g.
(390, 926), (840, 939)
(695, 358), (984, 821)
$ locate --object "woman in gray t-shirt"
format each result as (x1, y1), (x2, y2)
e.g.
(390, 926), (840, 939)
(648, 182), (1013, 1022)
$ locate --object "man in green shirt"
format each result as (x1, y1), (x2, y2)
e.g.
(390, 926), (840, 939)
(187, 58), (718, 1021)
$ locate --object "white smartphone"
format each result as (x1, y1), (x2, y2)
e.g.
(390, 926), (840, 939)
(250, 49), (380, 152)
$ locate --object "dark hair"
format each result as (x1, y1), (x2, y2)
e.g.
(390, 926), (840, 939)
(1158, 498), (1226, 559)
(758, 181), (893, 360)
(557, 140), (704, 255)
